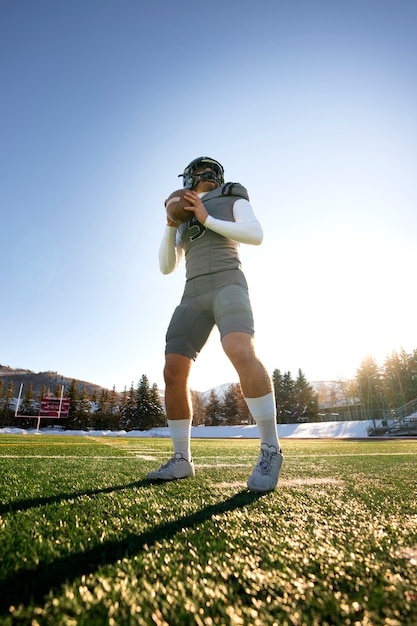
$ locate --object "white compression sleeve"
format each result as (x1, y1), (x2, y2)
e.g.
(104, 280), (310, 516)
(159, 226), (183, 274)
(204, 198), (263, 245)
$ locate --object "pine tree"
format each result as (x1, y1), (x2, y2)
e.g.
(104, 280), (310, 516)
(409, 349), (417, 401)
(133, 375), (153, 430)
(191, 390), (205, 425)
(222, 383), (241, 425)
(273, 369), (318, 423)
(38, 385), (48, 403)
(222, 383), (250, 425)
(293, 369), (318, 422)
(118, 376), (163, 431)
(149, 383), (165, 428)
(77, 387), (92, 430)
(235, 383), (251, 424)
(125, 375), (163, 431)
(108, 386), (120, 429)
(64, 379), (79, 429)
(20, 384), (36, 428)
(94, 388), (110, 429)
(383, 348), (416, 409)
(119, 383), (136, 430)
(204, 389), (224, 426)
(273, 370), (296, 423)
(356, 356), (386, 419)
(2, 381), (15, 427)
(272, 369), (286, 423)
(384, 350), (406, 408)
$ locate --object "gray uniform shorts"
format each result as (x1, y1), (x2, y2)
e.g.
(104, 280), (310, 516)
(165, 269), (255, 360)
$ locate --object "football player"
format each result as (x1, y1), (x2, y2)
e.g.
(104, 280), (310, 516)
(147, 157), (283, 492)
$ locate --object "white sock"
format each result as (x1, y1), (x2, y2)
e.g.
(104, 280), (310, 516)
(168, 419), (192, 461)
(244, 392), (280, 451)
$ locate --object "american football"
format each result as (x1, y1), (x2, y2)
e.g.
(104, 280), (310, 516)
(165, 188), (193, 224)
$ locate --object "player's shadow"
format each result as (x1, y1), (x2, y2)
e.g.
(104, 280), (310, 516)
(0, 489), (265, 614)
(0, 479), (151, 515)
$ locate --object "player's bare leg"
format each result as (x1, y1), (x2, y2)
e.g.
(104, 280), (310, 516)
(146, 353), (195, 481)
(222, 332), (283, 492)
(164, 353), (193, 420)
(221, 332), (272, 398)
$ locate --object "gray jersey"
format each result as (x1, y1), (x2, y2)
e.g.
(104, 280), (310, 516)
(177, 183), (250, 281)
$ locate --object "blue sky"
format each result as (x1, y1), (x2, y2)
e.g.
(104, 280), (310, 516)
(1, 0), (416, 393)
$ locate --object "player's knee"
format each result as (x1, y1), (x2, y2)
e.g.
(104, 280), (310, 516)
(224, 341), (253, 371)
(164, 354), (191, 387)
(163, 361), (177, 386)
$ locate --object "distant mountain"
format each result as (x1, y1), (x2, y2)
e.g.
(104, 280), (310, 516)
(200, 382), (235, 404)
(0, 364), (345, 409)
(0, 365), (114, 398)
(0, 364), (237, 406)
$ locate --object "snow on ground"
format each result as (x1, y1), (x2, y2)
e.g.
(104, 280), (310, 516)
(0, 420), (379, 439)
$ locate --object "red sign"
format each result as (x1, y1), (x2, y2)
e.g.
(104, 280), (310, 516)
(39, 397), (70, 418)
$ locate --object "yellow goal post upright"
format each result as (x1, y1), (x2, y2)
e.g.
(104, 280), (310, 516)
(14, 384), (70, 432)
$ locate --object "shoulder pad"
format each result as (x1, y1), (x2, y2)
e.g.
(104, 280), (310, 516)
(221, 182), (249, 201)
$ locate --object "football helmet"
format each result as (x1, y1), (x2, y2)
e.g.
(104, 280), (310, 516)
(179, 156), (224, 189)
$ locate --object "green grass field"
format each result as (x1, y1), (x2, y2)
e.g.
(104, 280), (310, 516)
(0, 435), (416, 625)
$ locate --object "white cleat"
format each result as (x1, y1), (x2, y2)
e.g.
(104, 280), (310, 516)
(146, 453), (195, 481)
(247, 443), (283, 493)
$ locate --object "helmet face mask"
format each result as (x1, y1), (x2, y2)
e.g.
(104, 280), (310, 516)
(179, 157), (224, 189)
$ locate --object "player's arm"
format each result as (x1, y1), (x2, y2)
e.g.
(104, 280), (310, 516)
(183, 192), (263, 245)
(159, 225), (184, 274)
(205, 198), (264, 245)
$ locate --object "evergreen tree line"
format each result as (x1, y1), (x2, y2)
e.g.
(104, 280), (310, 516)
(354, 348), (417, 419)
(0, 371), (318, 429)
(269, 348), (417, 423)
(272, 369), (319, 423)
(1, 347), (416, 429)
(201, 371), (319, 425)
(0, 375), (165, 432)
(200, 383), (251, 426)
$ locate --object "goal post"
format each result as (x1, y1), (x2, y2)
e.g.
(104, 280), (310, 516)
(14, 383), (70, 431)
